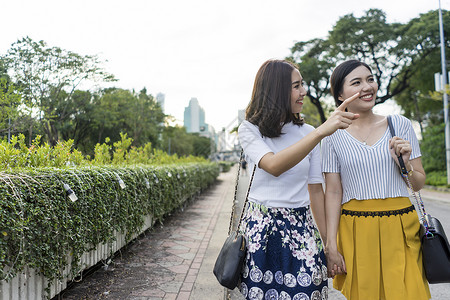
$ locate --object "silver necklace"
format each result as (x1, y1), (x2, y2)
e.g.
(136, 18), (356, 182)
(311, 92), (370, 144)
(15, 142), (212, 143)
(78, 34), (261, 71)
(362, 136), (370, 145)
(362, 133), (371, 145)
(354, 117), (382, 145)
(357, 129), (372, 145)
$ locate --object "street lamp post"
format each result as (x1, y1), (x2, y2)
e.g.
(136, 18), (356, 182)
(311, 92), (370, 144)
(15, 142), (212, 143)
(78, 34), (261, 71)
(439, 0), (450, 185)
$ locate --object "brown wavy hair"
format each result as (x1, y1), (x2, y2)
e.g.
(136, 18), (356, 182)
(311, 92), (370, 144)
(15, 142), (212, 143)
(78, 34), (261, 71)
(246, 59), (304, 138)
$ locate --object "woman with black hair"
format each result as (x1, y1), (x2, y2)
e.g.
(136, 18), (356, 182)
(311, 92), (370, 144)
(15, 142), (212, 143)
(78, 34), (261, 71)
(322, 59), (430, 299)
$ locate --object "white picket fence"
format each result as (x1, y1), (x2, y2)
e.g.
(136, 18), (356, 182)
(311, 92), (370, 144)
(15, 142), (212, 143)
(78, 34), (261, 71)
(0, 215), (154, 300)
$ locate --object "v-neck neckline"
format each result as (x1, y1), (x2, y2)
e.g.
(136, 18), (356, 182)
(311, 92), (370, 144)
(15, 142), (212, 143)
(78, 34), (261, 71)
(343, 127), (389, 148)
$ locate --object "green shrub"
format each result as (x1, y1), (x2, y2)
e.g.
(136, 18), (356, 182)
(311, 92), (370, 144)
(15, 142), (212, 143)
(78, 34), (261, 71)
(425, 170), (449, 187)
(421, 123), (445, 174)
(0, 132), (220, 295)
(218, 161), (234, 172)
(0, 133), (207, 170)
(0, 163), (219, 289)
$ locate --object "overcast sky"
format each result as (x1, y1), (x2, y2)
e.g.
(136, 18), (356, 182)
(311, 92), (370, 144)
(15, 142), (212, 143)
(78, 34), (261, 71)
(0, 0), (448, 132)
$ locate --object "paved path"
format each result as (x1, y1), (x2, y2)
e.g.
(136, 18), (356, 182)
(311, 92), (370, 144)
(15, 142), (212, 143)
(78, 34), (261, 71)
(56, 166), (450, 299)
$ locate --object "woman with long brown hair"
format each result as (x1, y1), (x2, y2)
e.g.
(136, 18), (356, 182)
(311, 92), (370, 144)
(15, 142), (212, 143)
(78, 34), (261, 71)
(237, 59), (359, 300)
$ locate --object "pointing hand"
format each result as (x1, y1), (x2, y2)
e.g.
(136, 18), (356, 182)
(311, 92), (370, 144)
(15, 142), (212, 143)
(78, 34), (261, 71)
(317, 92), (360, 137)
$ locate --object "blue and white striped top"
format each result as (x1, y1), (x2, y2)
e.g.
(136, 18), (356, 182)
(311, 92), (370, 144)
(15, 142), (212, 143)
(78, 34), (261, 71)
(321, 115), (421, 204)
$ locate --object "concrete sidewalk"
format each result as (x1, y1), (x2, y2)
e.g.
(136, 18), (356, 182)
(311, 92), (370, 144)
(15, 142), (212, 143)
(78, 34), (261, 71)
(421, 187), (450, 204)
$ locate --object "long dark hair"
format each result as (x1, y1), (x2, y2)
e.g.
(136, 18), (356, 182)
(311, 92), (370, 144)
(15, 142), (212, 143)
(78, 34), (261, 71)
(330, 60), (372, 107)
(246, 59), (304, 138)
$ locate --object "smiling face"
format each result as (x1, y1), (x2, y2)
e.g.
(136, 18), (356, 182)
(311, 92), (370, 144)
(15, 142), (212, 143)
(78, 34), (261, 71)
(339, 65), (378, 112)
(291, 68), (307, 114)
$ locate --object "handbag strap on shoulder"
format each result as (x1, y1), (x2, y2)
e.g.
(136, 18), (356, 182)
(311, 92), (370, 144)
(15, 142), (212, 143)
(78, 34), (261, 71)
(228, 149), (256, 235)
(387, 116), (408, 175)
(387, 115), (429, 230)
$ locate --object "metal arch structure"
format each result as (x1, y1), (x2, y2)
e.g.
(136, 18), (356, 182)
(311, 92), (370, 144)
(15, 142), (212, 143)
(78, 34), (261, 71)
(218, 116), (240, 151)
(213, 116), (241, 161)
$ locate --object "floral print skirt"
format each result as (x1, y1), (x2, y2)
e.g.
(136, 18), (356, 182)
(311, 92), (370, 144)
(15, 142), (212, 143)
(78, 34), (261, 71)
(238, 202), (328, 300)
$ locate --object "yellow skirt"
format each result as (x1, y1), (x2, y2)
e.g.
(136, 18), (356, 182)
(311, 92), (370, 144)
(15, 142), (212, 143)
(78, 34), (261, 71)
(334, 197), (431, 300)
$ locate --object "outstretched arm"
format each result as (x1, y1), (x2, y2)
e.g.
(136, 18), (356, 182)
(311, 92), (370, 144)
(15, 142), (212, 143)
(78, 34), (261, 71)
(259, 93), (360, 177)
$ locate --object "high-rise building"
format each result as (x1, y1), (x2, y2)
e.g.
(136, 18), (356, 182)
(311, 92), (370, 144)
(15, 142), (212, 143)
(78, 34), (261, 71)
(156, 93), (165, 113)
(184, 97), (206, 133)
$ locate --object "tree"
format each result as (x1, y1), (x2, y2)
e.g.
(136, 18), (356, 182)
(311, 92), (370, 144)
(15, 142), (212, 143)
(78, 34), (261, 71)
(392, 10), (450, 129)
(130, 88), (165, 147)
(420, 123), (445, 174)
(90, 87), (125, 145)
(159, 123), (216, 158)
(161, 125), (194, 156)
(2, 36), (116, 145)
(288, 9), (450, 122)
(0, 60), (21, 138)
(0, 78), (21, 138)
(192, 133), (214, 158)
(90, 88), (165, 146)
(300, 96), (332, 128)
(288, 39), (334, 123)
(55, 90), (98, 153)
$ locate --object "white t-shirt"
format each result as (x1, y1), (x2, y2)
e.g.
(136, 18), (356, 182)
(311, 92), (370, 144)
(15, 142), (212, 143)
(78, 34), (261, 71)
(321, 114), (421, 204)
(238, 120), (323, 208)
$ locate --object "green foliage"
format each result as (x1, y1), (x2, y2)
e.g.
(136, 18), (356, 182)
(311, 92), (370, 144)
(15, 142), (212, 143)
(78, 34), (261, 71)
(0, 134), (85, 169)
(93, 137), (112, 165)
(112, 133), (133, 165)
(288, 9), (450, 123)
(329, 9), (397, 59)
(90, 88), (165, 152)
(0, 78), (21, 133)
(0, 133), (219, 295)
(192, 133), (214, 158)
(391, 10), (450, 127)
(54, 90), (97, 152)
(218, 161), (234, 172)
(0, 39), (209, 158)
(160, 125), (214, 158)
(161, 125), (193, 156)
(0, 133), (207, 171)
(0, 162), (220, 293)
(2, 36), (116, 146)
(127, 142), (153, 164)
(425, 171), (449, 187)
(420, 123), (446, 174)
(301, 96), (332, 128)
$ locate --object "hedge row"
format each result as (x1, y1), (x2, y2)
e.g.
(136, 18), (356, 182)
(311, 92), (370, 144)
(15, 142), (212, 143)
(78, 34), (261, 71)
(0, 162), (220, 286)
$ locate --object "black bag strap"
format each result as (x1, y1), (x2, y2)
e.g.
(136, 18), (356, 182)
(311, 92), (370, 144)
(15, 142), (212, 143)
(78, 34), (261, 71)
(228, 149), (256, 235)
(387, 115), (429, 229)
(387, 116), (408, 175)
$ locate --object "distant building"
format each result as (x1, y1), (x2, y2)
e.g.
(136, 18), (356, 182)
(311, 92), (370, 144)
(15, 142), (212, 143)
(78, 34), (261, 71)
(184, 97), (206, 133)
(156, 93), (165, 113)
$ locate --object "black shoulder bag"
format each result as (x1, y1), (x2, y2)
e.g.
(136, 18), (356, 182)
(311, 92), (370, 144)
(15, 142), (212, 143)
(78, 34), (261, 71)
(387, 115), (450, 284)
(213, 151), (256, 289)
